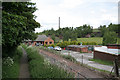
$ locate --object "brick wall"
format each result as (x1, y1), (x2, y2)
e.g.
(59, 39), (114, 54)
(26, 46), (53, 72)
(44, 37), (54, 45)
(81, 47), (88, 53)
(67, 46), (92, 53)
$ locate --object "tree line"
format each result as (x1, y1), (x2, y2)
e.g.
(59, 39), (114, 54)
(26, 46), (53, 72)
(37, 23), (119, 45)
(37, 24), (93, 41)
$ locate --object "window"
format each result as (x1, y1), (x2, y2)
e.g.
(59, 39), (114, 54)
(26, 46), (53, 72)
(49, 42), (52, 44)
(45, 42), (48, 44)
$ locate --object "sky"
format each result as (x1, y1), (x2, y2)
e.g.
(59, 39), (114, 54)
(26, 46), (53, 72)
(31, 0), (119, 33)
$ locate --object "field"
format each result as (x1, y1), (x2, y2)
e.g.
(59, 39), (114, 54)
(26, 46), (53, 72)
(77, 37), (103, 45)
(77, 37), (120, 45)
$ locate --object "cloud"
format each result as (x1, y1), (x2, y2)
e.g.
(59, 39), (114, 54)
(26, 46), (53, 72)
(59, 0), (84, 8)
(32, 0), (118, 32)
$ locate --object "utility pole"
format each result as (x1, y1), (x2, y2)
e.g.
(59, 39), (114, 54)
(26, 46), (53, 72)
(59, 17), (60, 29)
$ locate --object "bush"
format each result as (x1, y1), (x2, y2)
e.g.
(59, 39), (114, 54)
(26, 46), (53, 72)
(2, 46), (23, 78)
(50, 44), (55, 47)
(62, 55), (76, 63)
(21, 43), (28, 50)
(103, 31), (117, 45)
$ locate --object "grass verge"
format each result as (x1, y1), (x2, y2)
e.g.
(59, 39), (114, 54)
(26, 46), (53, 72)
(2, 46), (23, 78)
(89, 59), (113, 66)
(24, 45), (74, 78)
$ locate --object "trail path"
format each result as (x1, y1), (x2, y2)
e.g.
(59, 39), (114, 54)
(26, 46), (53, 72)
(19, 47), (30, 78)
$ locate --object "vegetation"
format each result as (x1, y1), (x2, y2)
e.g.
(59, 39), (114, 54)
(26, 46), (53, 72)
(62, 55), (76, 63)
(77, 37), (120, 45)
(37, 24), (93, 41)
(103, 31), (117, 45)
(56, 41), (97, 48)
(37, 23), (119, 46)
(86, 65), (114, 75)
(77, 37), (103, 45)
(98, 25), (107, 37)
(2, 46), (23, 78)
(89, 59), (113, 66)
(24, 45), (74, 78)
(2, 2), (40, 57)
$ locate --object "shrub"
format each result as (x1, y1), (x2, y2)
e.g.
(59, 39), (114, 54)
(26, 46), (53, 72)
(50, 44), (55, 47)
(2, 46), (22, 78)
(62, 55), (76, 63)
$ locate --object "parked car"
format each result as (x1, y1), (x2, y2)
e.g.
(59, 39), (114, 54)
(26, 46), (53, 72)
(54, 46), (62, 51)
(36, 43), (39, 46)
(48, 46), (54, 49)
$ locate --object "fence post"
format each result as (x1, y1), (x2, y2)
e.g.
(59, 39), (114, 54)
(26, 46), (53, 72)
(82, 55), (83, 65)
(114, 58), (119, 77)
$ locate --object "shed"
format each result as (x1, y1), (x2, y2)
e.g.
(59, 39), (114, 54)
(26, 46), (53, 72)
(94, 46), (120, 61)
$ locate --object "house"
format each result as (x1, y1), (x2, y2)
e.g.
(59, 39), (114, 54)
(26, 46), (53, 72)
(24, 35), (54, 46)
(94, 46), (120, 61)
(85, 34), (91, 38)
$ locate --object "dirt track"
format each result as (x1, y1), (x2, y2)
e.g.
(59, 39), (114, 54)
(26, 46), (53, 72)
(19, 47), (30, 78)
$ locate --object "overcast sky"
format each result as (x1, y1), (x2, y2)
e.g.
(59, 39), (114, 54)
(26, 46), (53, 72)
(31, 0), (119, 33)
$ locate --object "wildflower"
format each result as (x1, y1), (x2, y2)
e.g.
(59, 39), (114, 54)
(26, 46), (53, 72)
(3, 57), (14, 66)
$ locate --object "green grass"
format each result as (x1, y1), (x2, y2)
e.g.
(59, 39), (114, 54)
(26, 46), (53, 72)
(77, 37), (120, 45)
(77, 37), (103, 45)
(24, 45), (74, 78)
(89, 59), (113, 66)
(86, 65), (115, 76)
(2, 46), (23, 78)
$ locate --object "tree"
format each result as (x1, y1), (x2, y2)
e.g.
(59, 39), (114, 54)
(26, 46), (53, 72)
(75, 24), (93, 38)
(108, 23), (119, 37)
(98, 25), (107, 37)
(70, 31), (77, 41)
(103, 31), (117, 45)
(63, 31), (70, 41)
(51, 34), (56, 42)
(2, 2), (40, 57)
(108, 23), (118, 33)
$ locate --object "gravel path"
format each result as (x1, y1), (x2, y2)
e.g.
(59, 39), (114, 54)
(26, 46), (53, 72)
(39, 49), (104, 78)
(19, 47), (30, 78)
